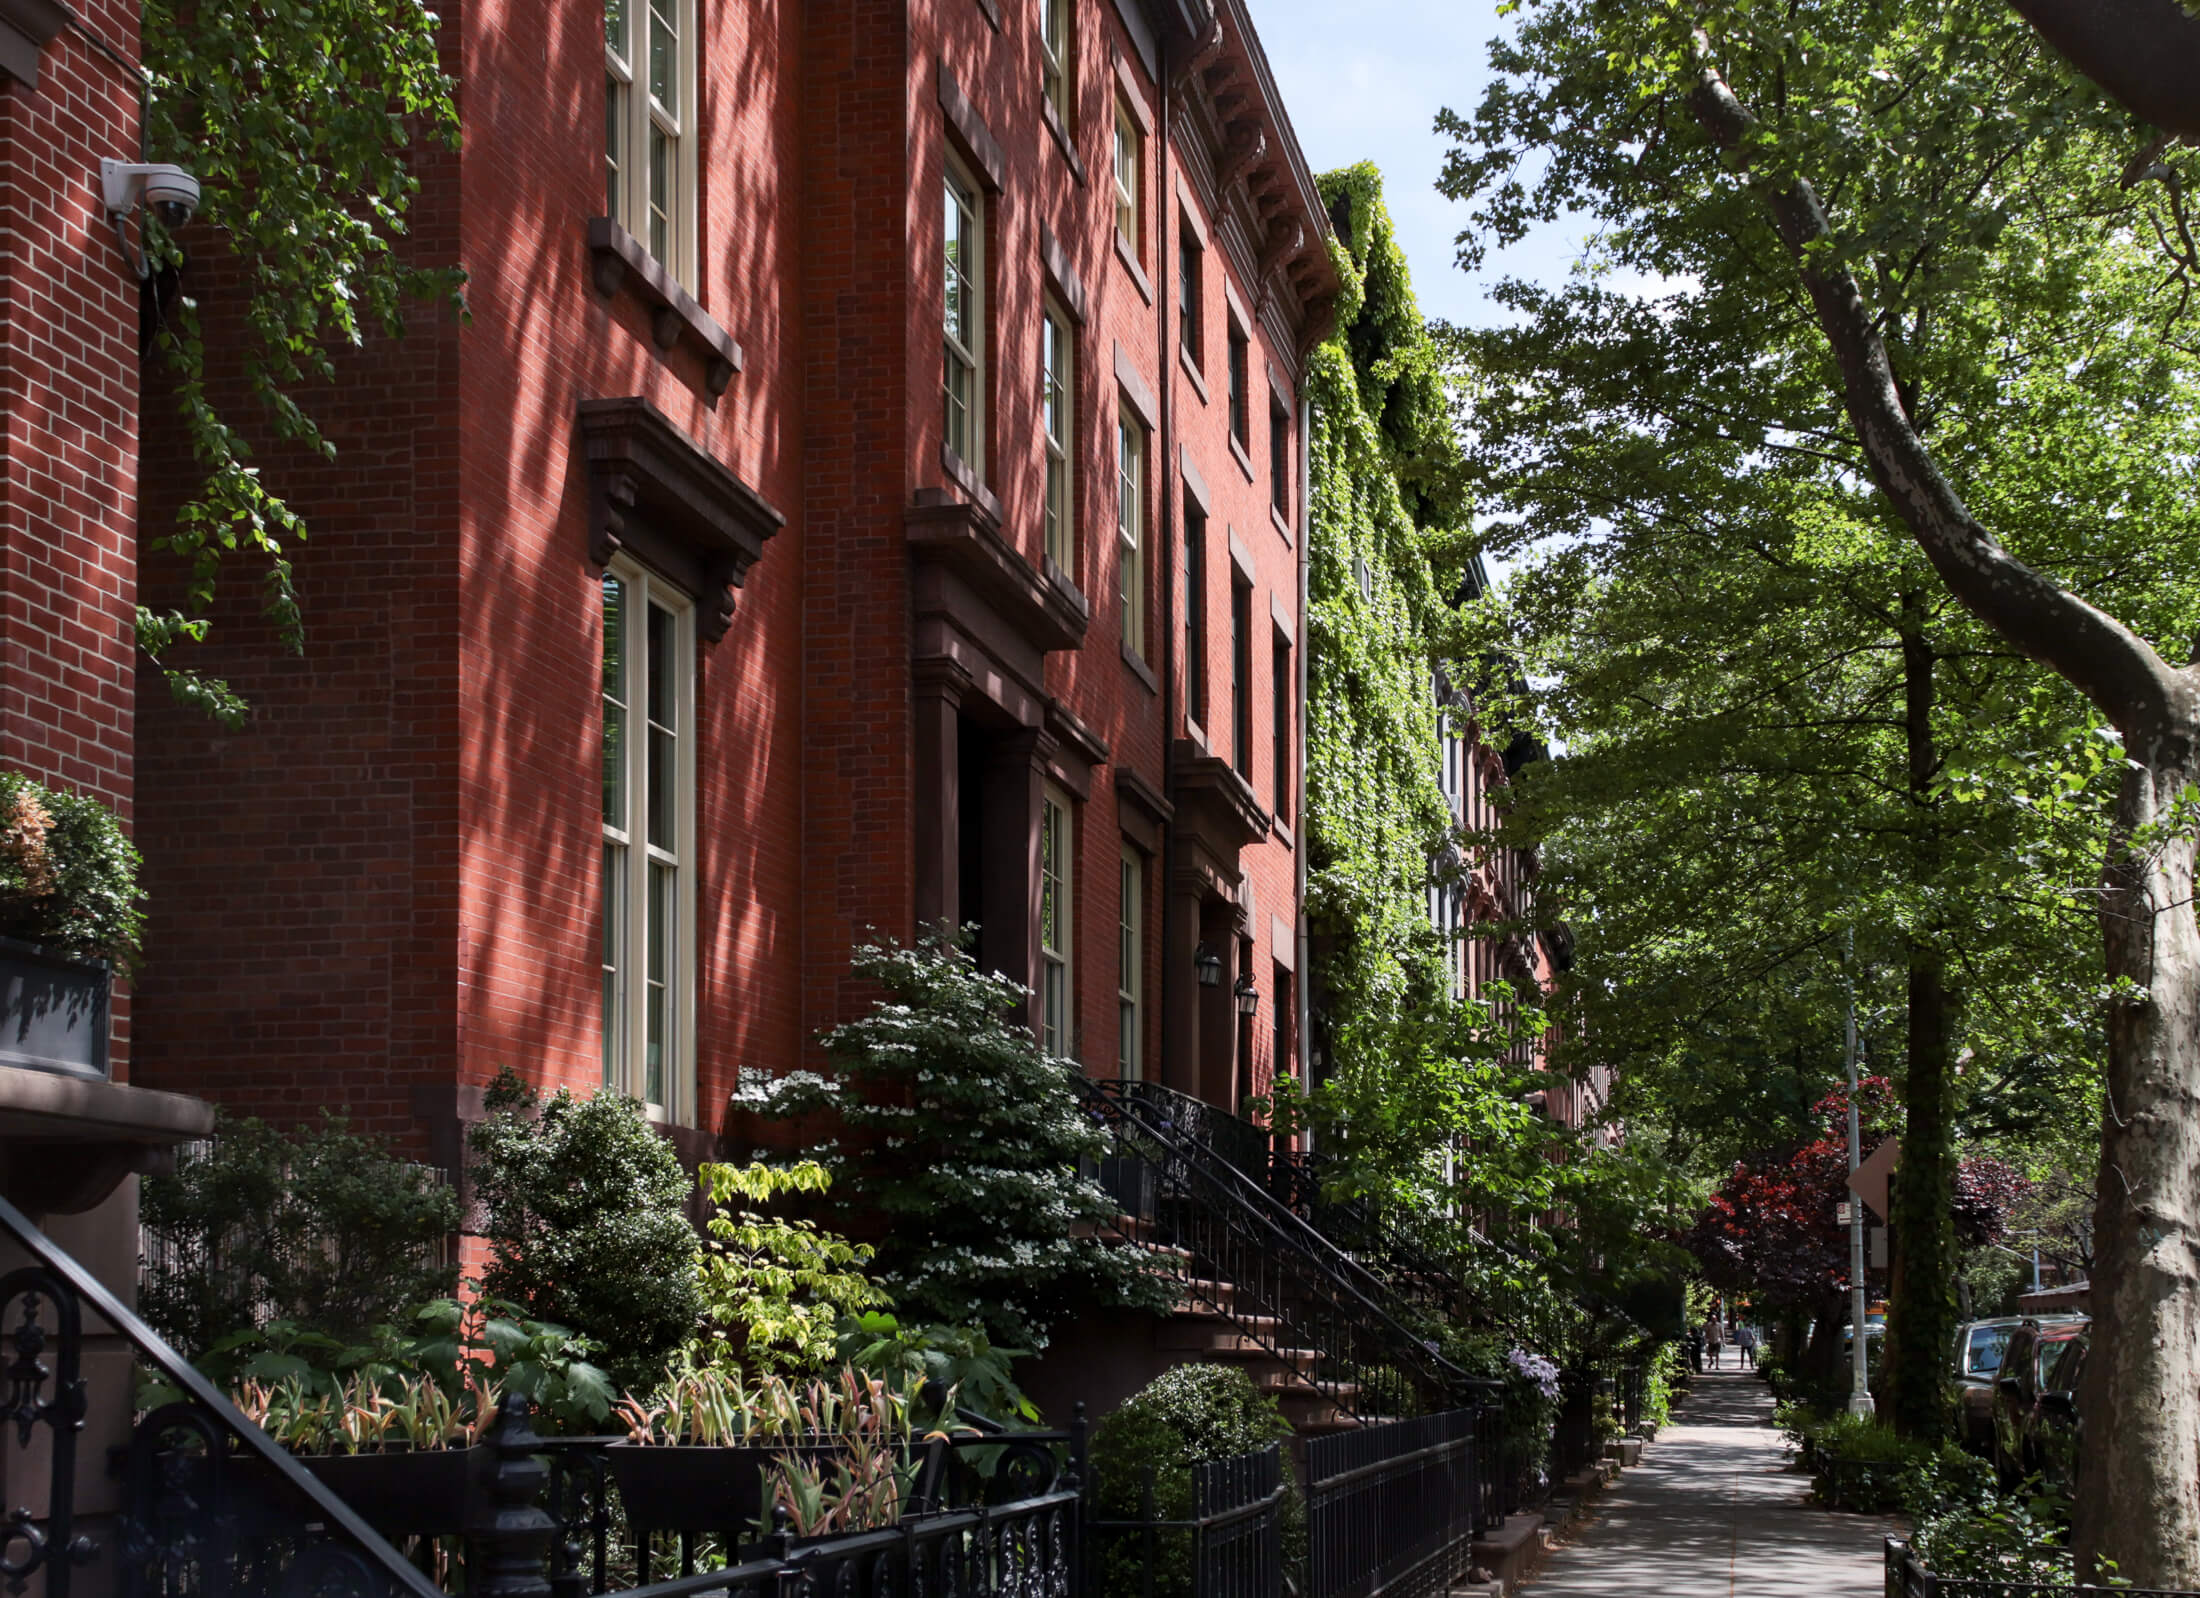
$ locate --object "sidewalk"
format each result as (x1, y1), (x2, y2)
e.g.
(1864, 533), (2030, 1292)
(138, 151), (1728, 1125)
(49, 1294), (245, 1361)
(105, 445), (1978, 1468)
(1522, 1368), (1897, 1598)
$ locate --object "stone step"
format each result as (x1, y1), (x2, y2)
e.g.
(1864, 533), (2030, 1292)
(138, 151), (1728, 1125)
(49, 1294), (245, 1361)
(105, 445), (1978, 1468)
(1156, 1321), (1304, 1361)
(1169, 1277), (1237, 1315)
(1469, 1512), (1545, 1597)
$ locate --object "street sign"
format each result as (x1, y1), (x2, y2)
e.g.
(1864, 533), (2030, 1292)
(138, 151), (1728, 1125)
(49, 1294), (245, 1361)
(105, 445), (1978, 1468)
(1836, 1201), (1853, 1227)
(1848, 1136), (1900, 1220)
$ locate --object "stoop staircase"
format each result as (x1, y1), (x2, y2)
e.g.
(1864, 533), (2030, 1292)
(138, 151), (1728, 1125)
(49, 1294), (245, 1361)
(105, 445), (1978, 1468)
(1077, 1079), (1486, 1435)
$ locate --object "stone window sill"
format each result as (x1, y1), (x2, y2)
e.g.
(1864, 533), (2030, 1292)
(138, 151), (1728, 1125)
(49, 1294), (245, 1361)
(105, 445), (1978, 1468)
(1271, 502), (1294, 547)
(1122, 642), (1158, 694)
(1179, 345), (1209, 406)
(1041, 97), (1087, 185)
(588, 218), (742, 397)
(1229, 432), (1255, 483)
(1116, 234), (1153, 305)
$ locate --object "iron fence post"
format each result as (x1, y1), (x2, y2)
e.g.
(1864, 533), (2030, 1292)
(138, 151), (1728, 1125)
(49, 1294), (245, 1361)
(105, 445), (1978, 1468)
(471, 1394), (558, 1598)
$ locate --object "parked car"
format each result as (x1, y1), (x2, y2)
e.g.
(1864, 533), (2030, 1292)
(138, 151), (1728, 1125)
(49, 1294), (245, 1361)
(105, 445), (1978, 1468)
(1950, 1317), (2025, 1451)
(1993, 1316), (2090, 1488)
(2033, 1332), (2087, 1497)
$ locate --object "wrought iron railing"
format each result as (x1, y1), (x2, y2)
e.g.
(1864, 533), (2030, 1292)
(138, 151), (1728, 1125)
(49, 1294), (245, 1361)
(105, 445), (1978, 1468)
(1079, 1081), (1477, 1427)
(1087, 1442), (1284, 1598)
(0, 1189), (443, 1598)
(1881, 1534), (2200, 1598)
(1304, 1412), (1475, 1598)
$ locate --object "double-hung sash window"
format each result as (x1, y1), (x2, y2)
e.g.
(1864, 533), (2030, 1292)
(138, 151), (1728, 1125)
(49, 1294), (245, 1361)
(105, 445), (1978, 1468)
(1113, 105), (1141, 254)
(600, 565), (693, 1119)
(1273, 628), (1292, 822)
(1228, 324), (1250, 446)
(604, 0), (695, 283)
(1041, 789), (1074, 1056)
(1183, 499), (1207, 726)
(1118, 850), (1143, 1079)
(943, 160), (985, 471)
(1231, 577), (1252, 775)
(1117, 409), (1145, 656)
(1040, 0), (1071, 126)
(1043, 304), (1073, 572)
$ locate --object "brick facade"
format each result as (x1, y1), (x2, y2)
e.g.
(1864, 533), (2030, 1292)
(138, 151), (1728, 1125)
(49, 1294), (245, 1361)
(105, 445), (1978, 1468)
(128, 0), (1336, 1164)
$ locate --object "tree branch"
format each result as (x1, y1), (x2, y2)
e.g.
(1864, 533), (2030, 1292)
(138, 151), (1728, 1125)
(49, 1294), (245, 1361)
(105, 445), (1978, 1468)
(1685, 37), (2185, 740)
(2008, 0), (2200, 138)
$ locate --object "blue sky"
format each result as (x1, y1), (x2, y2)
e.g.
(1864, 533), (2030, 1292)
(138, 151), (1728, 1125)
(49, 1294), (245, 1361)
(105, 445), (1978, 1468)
(1254, 0), (1576, 330)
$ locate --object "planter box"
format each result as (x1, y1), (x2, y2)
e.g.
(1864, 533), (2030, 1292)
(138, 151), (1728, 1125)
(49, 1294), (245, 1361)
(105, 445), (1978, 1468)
(0, 938), (108, 1080)
(605, 1441), (838, 1538)
(229, 1446), (480, 1540)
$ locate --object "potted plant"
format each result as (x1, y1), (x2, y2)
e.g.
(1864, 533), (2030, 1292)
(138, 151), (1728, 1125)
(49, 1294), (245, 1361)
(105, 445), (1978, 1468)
(608, 1363), (921, 1549)
(0, 771), (142, 1079)
(230, 1369), (497, 1538)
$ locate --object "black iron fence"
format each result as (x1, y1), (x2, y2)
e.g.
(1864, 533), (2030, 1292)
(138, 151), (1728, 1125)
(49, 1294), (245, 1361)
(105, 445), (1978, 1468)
(1087, 1443), (1285, 1598)
(1304, 1412), (1474, 1598)
(1882, 1535), (2200, 1598)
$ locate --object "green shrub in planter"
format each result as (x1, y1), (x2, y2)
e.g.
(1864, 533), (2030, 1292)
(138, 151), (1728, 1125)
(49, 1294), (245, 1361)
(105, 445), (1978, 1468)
(1088, 1365), (1304, 1598)
(469, 1072), (702, 1389)
(141, 1112), (460, 1354)
(0, 771), (142, 966)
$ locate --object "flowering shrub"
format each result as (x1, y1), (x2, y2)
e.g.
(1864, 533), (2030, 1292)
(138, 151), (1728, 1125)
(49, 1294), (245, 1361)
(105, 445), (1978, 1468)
(0, 771), (142, 966)
(1507, 1347), (1560, 1402)
(740, 932), (1169, 1350)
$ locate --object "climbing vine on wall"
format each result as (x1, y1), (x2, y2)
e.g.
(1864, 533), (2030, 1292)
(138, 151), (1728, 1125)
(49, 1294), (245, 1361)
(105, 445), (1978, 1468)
(1300, 165), (1530, 1200)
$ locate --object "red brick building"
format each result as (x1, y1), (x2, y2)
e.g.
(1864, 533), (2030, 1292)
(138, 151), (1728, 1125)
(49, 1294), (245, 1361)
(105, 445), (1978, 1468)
(128, 0), (1337, 1169)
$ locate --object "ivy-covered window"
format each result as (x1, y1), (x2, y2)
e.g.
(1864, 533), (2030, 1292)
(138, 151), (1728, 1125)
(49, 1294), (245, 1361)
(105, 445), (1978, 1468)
(601, 564), (693, 1120)
(1041, 789), (1073, 1056)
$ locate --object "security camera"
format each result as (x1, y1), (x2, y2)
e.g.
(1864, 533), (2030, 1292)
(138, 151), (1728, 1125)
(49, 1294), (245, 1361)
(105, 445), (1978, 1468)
(101, 160), (201, 228)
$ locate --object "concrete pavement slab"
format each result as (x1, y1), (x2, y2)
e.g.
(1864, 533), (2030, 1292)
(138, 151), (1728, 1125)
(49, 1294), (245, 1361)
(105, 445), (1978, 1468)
(1522, 1369), (1898, 1598)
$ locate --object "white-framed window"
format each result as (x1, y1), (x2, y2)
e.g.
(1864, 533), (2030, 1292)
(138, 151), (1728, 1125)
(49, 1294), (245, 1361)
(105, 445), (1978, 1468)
(600, 562), (695, 1119)
(944, 156), (985, 471)
(1118, 848), (1143, 1079)
(605, 0), (696, 285)
(1113, 103), (1141, 255)
(1043, 301), (1073, 572)
(1041, 788), (1074, 1056)
(1118, 407), (1145, 656)
(1040, 0), (1071, 127)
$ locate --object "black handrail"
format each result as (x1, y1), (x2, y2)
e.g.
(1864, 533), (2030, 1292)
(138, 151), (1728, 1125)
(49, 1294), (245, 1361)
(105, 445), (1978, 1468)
(0, 1189), (442, 1598)
(1080, 1080), (1479, 1421)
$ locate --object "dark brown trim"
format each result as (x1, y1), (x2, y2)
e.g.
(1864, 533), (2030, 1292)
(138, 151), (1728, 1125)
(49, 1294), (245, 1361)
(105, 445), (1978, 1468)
(0, 0), (69, 87)
(940, 442), (1004, 524)
(937, 60), (1008, 194)
(1046, 696), (1112, 768)
(1176, 176), (1209, 250)
(1116, 764), (1176, 826)
(907, 485), (1089, 654)
(1115, 342), (1159, 431)
(587, 218), (743, 398)
(1040, 225), (1089, 325)
(578, 396), (785, 642)
(1111, 39), (1156, 126)
(974, 0), (1001, 30)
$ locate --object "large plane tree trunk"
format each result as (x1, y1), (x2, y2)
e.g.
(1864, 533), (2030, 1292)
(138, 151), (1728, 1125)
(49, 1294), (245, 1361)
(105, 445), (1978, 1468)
(2078, 738), (2200, 1580)
(1690, 49), (2200, 1584)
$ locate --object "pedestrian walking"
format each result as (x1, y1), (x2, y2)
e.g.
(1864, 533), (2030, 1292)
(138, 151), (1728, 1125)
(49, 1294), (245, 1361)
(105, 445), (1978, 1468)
(1704, 1316), (1723, 1369)
(1686, 1328), (1703, 1373)
(1737, 1322), (1757, 1369)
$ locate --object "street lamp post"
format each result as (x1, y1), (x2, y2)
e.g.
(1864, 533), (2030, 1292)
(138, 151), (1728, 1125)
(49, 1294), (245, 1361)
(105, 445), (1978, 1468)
(1845, 964), (1875, 1419)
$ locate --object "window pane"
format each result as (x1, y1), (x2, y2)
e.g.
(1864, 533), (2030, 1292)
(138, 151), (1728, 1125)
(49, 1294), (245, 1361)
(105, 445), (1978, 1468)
(606, 75), (625, 218)
(602, 575), (628, 828)
(647, 602), (677, 850)
(648, 0), (677, 112)
(605, 0), (628, 58)
(649, 129), (670, 263)
(602, 841), (626, 1086)
(647, 859), (671, 1106)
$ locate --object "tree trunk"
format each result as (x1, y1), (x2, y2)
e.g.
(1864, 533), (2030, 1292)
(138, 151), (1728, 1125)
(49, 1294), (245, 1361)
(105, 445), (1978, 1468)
(1687, 48), (2200, 1577)
(2074, 741), (2200, 1583)
(1884, 611), (1958, 1441)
